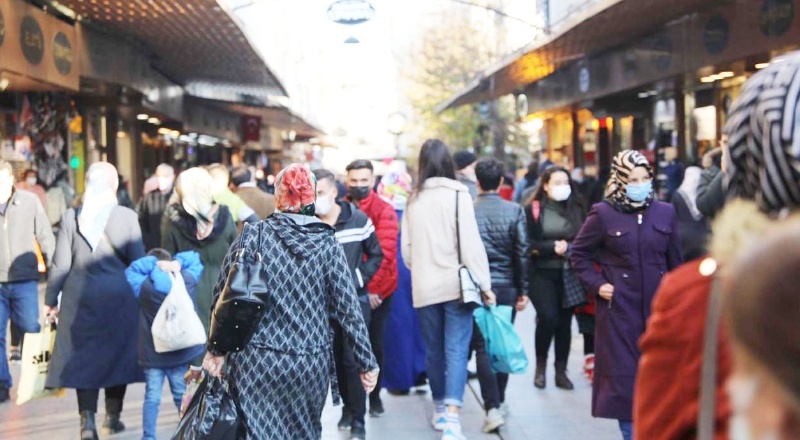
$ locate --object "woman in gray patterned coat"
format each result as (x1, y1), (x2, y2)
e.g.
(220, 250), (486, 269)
(202, 164), (379, 440)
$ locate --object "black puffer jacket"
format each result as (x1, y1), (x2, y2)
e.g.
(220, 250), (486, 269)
(473, 193), (529, 295)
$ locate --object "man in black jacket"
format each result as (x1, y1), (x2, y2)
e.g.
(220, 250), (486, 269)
(137, 164), (174, 251)
(313, 169), (383, 440)
(470, 158), (530, 432)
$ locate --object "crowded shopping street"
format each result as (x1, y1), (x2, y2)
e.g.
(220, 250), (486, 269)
(3, 0), (800, 440)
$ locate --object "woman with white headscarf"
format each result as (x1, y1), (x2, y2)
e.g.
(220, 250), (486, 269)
(45, 162), (146, 440)
(671, 166), (710, 261)
(160, 167), (237, 333)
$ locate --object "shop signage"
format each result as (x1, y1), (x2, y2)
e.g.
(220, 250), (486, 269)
(20, 15), (43, 65)
(53, 31), (72, 75)
(703, 14), (730, 55)
(579, 67), (590, 93)
(0, 8), (5, 49)
(327, 0), (375, 25)
(760, 0), (794, 37)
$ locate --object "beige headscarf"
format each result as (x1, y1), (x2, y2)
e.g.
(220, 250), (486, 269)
(172, 168), (217, 240)
(78, 162), (119, 251)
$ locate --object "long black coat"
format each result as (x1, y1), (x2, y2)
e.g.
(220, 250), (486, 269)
(45, 206), (146, 389)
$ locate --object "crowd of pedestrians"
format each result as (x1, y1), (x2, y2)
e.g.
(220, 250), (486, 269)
(3, 52), (800, 440)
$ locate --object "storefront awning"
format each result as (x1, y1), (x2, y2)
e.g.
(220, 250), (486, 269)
(437, 0), (717, 112)
(49, 0), (286, 96)
(187, 96), (325, 140)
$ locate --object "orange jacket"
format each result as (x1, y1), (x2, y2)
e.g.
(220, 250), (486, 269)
(634, 258), (730, 440)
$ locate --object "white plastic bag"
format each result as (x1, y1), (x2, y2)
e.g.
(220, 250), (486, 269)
(152, 272), (207, 353)
(16, 321), (66, 405)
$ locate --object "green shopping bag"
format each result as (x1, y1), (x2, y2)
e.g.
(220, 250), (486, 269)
(473, 305), (528, 374)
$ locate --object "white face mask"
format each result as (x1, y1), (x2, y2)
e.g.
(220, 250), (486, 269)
(157, 176), (173, 192)
(728, 375), (780, 440)
(549, 184), (572, 201)
(26, 177), (37, 186)
(315, 193), (334, 216)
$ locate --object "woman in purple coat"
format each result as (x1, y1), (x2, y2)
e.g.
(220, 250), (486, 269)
(570, 150), (682, 440)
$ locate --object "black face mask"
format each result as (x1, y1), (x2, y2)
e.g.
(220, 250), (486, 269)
(348, 186), (371, 201)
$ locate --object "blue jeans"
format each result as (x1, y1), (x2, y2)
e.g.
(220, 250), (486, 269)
(417, 300), (474, 407)
(0, 281), (40, 388)
(143, 366), (187, 440)
(619, 420), (633, 440)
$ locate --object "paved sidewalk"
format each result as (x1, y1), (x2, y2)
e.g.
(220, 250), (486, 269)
(0, 286), (621, 439)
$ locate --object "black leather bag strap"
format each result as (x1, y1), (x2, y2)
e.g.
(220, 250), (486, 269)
(455, 190), (462, 265)
(698, 277), (723, 440)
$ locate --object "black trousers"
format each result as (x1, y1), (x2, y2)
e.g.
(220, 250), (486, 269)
(530, 268), (573, 363)
(368, 294), (393, 405)
(333, 299), (371, 424)
(584, 333), (595, 356)
(10, 322), (21, 347)
(471, 287), (517, 411)
(76, 385), (127, 414)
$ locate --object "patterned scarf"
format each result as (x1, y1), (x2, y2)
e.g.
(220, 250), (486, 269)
(606, 150), (654, 213)
(275, 164), (317, 216)
(172, 168), (217, 240)
(724, 51), (800, 213)
(78, 162), (119, 251)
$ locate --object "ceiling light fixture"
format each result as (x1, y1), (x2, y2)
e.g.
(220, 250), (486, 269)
(137, 114), (149, 120)
(148, 117), (161, 125)
(719, 71), (735, 78)
(755, 62), (770, 69)
(700, 77), (716, 83)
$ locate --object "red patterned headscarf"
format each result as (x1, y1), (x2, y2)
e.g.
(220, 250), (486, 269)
(274, 164), (317, 216)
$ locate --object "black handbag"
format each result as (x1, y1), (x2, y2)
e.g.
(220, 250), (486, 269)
(208, 223), (268, 354)
(172, 377), (239, 440)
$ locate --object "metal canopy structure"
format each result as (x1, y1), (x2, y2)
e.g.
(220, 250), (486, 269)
(437, 0), (719, 112)
(52, 0), (287, 95)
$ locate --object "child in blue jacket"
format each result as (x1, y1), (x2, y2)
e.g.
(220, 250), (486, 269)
(125, 249), (204, 440)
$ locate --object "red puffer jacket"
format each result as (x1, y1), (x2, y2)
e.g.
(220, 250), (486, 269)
(350, 191), (399, 298)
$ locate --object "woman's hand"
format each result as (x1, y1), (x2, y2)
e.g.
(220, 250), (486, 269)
(482, 290), (497, 305)
(360, 369), (380, 394)
(515, 295), (529, 311)
(554, 240), (569, 256)
(202, 352), (226, 378)
(598, 283), (615, 301)
(157, 260), (182, 273)
(44, 306), (58, 323)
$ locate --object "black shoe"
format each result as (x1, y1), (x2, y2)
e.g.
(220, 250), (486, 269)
(101, 413), (125, 435)
(534, 359), (547, 389)
(387, 389), (410, 396)
(8, 349), (21, 364)
(0, 385), (9, 403)
(555, 362), (575, 390)
(338, 409), (353, 431)
(350, 420), (366, 440)
(80, 411), (99, 440)
(369, 398), (385, 417)
(467, 369), (478, 380)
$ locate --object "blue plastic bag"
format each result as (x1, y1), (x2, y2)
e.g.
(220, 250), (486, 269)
(473, 305), (529, 374)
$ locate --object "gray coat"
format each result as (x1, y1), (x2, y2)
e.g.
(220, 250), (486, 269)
(45, 206), (145, 389)
(0, 189), (55, 282)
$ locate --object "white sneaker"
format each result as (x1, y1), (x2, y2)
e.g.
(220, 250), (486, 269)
(499, 402), (510, 416)
(431, 406), (448, 431)
(441, 424), (467, 440)
(482, 408), (505, 433)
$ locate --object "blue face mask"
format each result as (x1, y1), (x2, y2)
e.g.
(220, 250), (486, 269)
(626, 181), (652, 202)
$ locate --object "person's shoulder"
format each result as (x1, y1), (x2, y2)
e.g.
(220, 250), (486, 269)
(651, 200), (678, 215)
(112, 204), (138, 220)
(656, 258), (715, 306)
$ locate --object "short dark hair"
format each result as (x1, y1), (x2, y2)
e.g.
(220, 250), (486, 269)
(147, 248), (172, 261)
(475, 158), (504, 191)
(346, 160), (374, 173)
(416, 139), (456, 192)
(230, 165), (251, 187)
(312, 169), (336, 185)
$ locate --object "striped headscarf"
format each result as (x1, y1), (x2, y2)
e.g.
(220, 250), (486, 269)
(274, 164), (317, 216)
(606, 149), (654, 213)
(724, 51), (800, 213)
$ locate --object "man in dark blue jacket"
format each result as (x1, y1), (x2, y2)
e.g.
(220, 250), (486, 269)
(313, 169), (383, 440)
